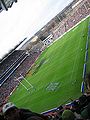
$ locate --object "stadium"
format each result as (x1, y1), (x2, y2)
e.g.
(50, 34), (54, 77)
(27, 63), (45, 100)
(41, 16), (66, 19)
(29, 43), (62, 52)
(0, 0), (90, 119)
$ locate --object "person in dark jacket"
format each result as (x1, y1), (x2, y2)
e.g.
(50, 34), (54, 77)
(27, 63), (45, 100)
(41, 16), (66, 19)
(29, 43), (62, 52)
(0, 114), (6, 120)
(81, 103), (90, 119)
(2, 102), (48, 120)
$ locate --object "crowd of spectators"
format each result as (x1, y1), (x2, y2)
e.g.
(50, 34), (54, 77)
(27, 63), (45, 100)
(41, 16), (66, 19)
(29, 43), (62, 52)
(0, 0), (90, 116)
(52, 0), (90, 40)
(0, 93), (90, 120)
(0, 50), (26, 76)
(0, 45), (42, 109)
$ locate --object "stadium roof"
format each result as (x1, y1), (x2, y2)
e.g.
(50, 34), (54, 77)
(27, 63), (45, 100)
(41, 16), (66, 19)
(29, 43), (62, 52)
(0, 0), (73, 59)
(0, 0), (17, 11)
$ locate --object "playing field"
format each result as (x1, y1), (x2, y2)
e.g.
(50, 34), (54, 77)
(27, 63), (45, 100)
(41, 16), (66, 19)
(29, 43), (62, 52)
(9, 16), (90, 113)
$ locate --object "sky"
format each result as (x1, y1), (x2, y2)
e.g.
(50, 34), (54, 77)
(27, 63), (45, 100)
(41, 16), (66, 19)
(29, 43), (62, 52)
(0, 0), (73, 59)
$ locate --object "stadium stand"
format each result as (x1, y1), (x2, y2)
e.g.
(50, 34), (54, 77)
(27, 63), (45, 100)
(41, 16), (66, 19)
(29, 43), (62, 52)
(0, 50), (26, 76)
(51, 0), (90, 41)
(0, 50), (28, 85)
(0, 94), (90, 120)
(0, 0), (90, 116)
(0, 48), (42, 107)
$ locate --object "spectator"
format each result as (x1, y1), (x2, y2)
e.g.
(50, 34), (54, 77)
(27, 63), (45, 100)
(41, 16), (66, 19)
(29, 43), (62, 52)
(2, 102), (48, 120)
(0, 114), (5, 120)
(62, 110), (75, 120)
(26, 116), (46, 120)
(81, 103), (90, 119)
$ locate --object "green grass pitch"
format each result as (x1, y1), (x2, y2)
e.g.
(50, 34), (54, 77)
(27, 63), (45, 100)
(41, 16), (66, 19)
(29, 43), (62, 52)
(9, 17), (90, 113)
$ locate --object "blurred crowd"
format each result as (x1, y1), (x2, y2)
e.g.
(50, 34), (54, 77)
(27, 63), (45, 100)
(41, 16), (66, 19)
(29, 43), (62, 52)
(0, 93), (90, 120)
(0, 49), (42, 107)
(52, 0), (90, 40)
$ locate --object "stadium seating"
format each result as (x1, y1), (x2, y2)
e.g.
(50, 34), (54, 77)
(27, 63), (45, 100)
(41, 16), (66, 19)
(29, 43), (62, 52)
(52, 0), (90, 40)
(0, 0), (90, 113)
(0, 48), (42, 106)
(0, 50), (26, 76)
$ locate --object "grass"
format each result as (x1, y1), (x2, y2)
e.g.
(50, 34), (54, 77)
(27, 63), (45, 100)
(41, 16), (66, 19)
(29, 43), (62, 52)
(9, 17), (90, 113)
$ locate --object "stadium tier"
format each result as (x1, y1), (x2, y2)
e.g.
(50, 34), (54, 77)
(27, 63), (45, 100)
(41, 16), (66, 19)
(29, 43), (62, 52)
(0, 50), (26, 76)
(0, 49), (42, 106)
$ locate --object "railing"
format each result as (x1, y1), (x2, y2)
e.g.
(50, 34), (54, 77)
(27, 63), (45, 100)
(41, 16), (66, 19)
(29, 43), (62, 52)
(81, 19), (90, 93)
